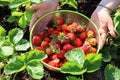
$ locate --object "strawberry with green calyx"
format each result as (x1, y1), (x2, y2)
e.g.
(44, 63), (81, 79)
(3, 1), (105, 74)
(45, 47), (53, 56)
(88, 46), (97, 53)
(58, 32), (66, 43)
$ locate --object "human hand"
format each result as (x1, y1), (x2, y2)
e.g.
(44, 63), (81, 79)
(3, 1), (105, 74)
(28, 0), (59, 35)
(90, 6), (116, 49)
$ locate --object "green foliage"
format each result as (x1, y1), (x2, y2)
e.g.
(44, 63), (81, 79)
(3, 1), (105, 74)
(84, 53), (102, 73)
(0, 26), (30, 58)
(61, 48), (102, 77)
(104, 64), (120, 80)
(4, 49), (47, 79)
(66, 76), (82, 80)
(60, 0), (78, 9)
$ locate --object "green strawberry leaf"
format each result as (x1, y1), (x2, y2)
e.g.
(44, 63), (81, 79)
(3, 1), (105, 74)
(66, 76), (82, 80)
(8, 16), (19, 23)
(26, 50), (47, 63)
(11, 11), (24, 17)
(4, 55), (26, 74)
(18, 15), (27, 28)
(8, 28), (24, 44)
(104, 64), (120, 80)
(0, 46), (14, 57)
(0, 37), (5, 47)
(60, 0), (78, 9)
(0, 25), (6, 37)
(61, 62), (86, 75)
(15, 39), (30, 51)
(84, 53), (102, 73)
(26, 60), (44, 79)
(65, 48), (85, 66)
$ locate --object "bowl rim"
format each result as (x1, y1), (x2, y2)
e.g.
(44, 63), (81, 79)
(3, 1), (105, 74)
(29, 10), (102, 71)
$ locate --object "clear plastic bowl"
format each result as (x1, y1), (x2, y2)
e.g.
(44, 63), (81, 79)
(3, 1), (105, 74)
(30, 10), (102, 72)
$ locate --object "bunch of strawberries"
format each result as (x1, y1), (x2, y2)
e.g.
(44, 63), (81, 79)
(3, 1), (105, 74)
(32, 17), (97, 68)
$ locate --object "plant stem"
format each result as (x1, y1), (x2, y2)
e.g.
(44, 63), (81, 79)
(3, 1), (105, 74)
(81, 74), (84, 80)
(13, 73), (18, 80)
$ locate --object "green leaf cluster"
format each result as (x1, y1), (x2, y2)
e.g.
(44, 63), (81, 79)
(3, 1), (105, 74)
(61, 48), (102, 76)
(4, 49), (47, 79)
(0, 26), (30, 58)
(60, 0), (78, 9)
(104, 64), (120, 80)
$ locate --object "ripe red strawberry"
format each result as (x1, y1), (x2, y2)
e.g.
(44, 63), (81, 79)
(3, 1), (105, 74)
(44, 37), (51, 43)
(57, 50), (66, 59)
(63, 44), (73, 51)
(43, 58), (49, 63)
(75, 25), (83, 32)
(57, 17), (64, 25)
(47, 59), (60, 68)
(61, 24), (68, 31)
(50, 54), (58, 60)
(74, 38), (83, 47)
(66, 33), (76, 40)
(87, 30), (95, 38)
(32, 35), (42, 46)
(80, 31), (87, 40)
(59, 61), (64, 68)
(48, 27), (54, 34)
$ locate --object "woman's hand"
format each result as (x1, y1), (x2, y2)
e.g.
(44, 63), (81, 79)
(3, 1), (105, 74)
(90, 6), (116, 49)
(28, 0), (59, 35)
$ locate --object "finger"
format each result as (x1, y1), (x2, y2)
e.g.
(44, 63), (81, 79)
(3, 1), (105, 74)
(108, 20), (116, 37)
(28, 2), (44, 11)
(100, 32), (107, 49)
(99, 27), (107, 49)
(29, 10), (43, 31)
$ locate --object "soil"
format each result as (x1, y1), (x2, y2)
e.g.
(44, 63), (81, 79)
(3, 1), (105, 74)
(2, 0), (120, 80)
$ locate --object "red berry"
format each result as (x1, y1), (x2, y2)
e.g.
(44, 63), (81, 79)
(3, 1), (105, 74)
(80, 31), (87, 40)
(32, 35), (42, 46)
(48, 27), (54, 34)
(75, 25), (83, 32)
(61, 24), (68, 31)
(74, 38), (83, 47)
(50, 54), (58, 60)
(47, 59), (60, 68)
(66, 33), (76, 40)
(57, 50), (66, 59)
(63, 44), (73, 51)
(57, 17), (64, 25)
